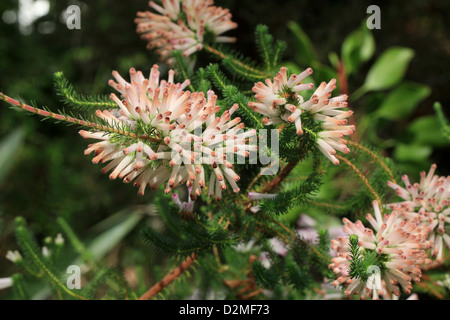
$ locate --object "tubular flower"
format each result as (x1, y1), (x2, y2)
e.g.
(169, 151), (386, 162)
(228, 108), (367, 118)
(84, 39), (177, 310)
(135, 0), (237, 61)
(249, 67), (354, 165)
(172, 187), (195, 213)
(80, 65), (256, 200)
(387, 164), (450, 261)
(329, 201), (432, 299)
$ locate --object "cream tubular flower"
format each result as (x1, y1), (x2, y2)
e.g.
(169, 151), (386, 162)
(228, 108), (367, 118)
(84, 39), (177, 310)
(387, 164), (450, 261)
(249, 67), (314, 133)
(329, 201), (432, 299)
(135, 0), (237, 60)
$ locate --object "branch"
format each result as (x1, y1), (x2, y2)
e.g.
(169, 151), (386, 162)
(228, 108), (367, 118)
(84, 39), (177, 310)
(204, 45), (270, 80)
(54, 72), (117, 110)
(139, 253), (196, 300)
(261, 160), (299, 193)
(336, 155), (383, 207)
(347, 140), (397, 183)
(0, 92), (161, 143)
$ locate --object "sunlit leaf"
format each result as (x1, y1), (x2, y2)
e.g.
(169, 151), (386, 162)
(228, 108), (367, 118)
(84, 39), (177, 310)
(364, 47), (414, 91)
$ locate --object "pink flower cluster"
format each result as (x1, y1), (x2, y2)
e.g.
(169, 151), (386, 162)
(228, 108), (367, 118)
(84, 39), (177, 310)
(329, 201), (433, 299)
(135, 0), (237, 61)
(387, 164), (450, 262)
(250, 67), (354, 165)
(80, 65), (256, 200)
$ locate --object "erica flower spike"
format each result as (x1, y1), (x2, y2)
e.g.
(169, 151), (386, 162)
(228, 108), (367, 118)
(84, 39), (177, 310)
(80, 65), (255, 200)
(330, 201), (432, 299)
(135, 0), (237, 61)
(250, 67), (354, 165)
(387, 164), (450, 261)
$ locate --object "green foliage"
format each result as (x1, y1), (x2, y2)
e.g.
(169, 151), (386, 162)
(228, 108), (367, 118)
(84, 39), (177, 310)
(57, 217), (93, 263)
(348, 235), (383, 283)
(82, 267), (136, 300)
(209, 45), (269, 82)
(54, 72), (118, 111)
(206, 25), (287, 83)
(141, 197), (241, 257)
(252, 259), (281, 290)
(278, 113), (322, 162)
(207, 63), (264, 129)
(14, 218), (88, 300)
(434, 102), (450, 141)
(11, 274), (29, 300)
(348, 234), (366, 281)
(285, 259), (312, 292)
(254, 25), (287, 73)
(286, 21), (336, 84)
(260, 169), (322, 216)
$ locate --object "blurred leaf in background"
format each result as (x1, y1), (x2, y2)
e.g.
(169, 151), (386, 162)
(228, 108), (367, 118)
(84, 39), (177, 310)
(341, 21), (375, 76)
(355, 46), (415, 96)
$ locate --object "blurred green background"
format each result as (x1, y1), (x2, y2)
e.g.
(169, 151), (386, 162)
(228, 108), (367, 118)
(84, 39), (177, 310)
(0, 0), (449, 298)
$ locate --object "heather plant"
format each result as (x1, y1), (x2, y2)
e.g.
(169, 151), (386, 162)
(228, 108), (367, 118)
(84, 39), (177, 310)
(0, 0), (449, 301)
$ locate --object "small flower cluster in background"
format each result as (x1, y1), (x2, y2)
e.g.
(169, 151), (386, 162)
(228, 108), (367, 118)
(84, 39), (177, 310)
(135, 0), (237, 61)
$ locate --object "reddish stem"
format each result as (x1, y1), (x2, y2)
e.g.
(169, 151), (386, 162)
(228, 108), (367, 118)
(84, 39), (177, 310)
(337, 60), (358, 141)
(0, 92), (160, 143)
(139, 253), (196, 300)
